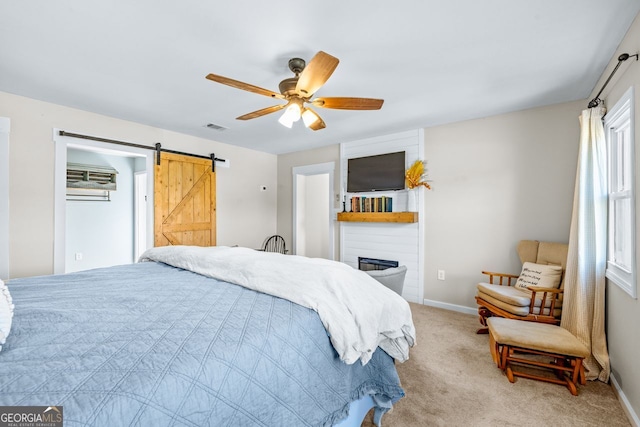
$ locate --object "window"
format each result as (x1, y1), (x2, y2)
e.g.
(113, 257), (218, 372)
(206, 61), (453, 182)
(604, 87), (636, 298)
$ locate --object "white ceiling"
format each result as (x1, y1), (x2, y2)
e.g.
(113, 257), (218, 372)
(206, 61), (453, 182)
(1, 1), (639, 154)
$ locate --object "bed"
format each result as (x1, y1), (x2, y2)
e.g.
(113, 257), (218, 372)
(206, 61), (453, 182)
(0, 246), (415, 426)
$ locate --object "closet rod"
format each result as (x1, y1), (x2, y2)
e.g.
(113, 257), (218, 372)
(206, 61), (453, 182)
(58, 130), (226, 171)
(588, 53), (638, 108)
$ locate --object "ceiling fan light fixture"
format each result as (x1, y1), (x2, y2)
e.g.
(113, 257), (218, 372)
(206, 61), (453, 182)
(278, 113), (294, 128)
(301, 109), (320, 127)
(278, 102), (302, 128)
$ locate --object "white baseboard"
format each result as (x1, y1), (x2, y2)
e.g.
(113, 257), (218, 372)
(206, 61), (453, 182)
(611, 373), (640, 427)
(422, 298), (477, 315)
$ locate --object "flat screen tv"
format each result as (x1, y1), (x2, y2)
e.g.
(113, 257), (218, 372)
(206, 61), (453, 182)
(347, 151), (406, 192)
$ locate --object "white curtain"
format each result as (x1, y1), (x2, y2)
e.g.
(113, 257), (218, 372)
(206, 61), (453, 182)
(561, 106), (610, 382)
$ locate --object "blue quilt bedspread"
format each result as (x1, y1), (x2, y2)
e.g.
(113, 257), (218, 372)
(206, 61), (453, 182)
(0, 262), (404, 426)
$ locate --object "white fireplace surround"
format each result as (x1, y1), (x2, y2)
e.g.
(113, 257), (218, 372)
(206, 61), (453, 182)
(340, 129), (425, 303)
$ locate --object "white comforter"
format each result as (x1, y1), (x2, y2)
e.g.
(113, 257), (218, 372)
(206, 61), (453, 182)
(140, 246), (416, 365)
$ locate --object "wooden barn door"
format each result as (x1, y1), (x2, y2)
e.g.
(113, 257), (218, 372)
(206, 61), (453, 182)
(154, 152), (216, 247)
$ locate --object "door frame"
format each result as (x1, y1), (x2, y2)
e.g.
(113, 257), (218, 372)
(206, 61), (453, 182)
(0, 118), (9, 280)
(53, 129), (154, 274)
(134, 171), (148, 261)
(292, 162), (335, 260)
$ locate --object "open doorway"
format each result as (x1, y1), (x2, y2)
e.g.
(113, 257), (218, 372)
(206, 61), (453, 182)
(53, 130), (154, 274)
(65, 148), (144, 273)
(292, 162), (335, 259)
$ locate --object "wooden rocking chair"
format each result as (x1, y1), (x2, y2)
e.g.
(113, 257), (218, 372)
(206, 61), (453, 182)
(475, 240), (568, 334)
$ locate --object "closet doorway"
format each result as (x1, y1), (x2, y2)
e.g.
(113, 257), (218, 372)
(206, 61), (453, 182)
(53, 130), (154, 274)
(292, 162), (335, 259)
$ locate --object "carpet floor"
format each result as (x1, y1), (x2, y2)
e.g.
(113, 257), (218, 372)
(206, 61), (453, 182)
(363, 303), (630, 426)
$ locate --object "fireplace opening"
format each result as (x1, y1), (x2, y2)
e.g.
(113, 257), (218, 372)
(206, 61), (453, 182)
(358, 257), (399, 271)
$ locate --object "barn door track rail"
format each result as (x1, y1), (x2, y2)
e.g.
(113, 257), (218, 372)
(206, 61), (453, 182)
(58, 131), (226, 172)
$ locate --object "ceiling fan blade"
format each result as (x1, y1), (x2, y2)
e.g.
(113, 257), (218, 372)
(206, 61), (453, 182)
(206, 73), (285, 99)
(311, 97), (384, 110)
(295, 51), (339, 97)
(236, 104), (286, 120)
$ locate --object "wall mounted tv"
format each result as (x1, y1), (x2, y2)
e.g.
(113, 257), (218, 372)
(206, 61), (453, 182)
(347, 151), (406, 193)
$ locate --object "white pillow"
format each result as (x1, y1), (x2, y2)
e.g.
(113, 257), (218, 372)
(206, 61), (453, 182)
(515, 262), (563, 292)
(0, 279), (14, 352)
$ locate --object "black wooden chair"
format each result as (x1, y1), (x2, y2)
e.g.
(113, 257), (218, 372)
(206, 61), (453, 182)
(258, 235), (288, 254)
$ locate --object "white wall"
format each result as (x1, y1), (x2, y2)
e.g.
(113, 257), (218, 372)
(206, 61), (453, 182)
(422, 101), (581, 310)
(592, 12), (640, 424)
(0, 90), (278, 278)
(65, 149), (135, 272)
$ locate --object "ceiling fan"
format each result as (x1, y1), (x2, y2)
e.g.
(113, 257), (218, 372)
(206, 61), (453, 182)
(205, 51), (384, 131)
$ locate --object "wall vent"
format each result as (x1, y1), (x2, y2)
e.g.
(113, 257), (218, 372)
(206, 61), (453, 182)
(67, 163), (118, 191)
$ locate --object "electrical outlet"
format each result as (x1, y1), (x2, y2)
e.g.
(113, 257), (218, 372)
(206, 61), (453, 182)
(75, 252), (83, 261)
(437, 269), (445, 280)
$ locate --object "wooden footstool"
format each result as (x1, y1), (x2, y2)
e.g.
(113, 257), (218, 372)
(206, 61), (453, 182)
(486, 317), (589, 395)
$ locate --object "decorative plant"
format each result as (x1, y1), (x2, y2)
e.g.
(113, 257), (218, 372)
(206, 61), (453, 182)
(405, 160), (432, 190)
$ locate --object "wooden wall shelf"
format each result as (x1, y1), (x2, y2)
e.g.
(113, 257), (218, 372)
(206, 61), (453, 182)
(337, 212), (418, 223)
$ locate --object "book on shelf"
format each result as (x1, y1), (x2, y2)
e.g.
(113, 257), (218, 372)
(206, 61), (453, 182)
(348, 196), (393, 213)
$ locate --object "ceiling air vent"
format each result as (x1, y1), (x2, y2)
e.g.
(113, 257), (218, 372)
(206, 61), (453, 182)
(205, 123), (227, 131)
